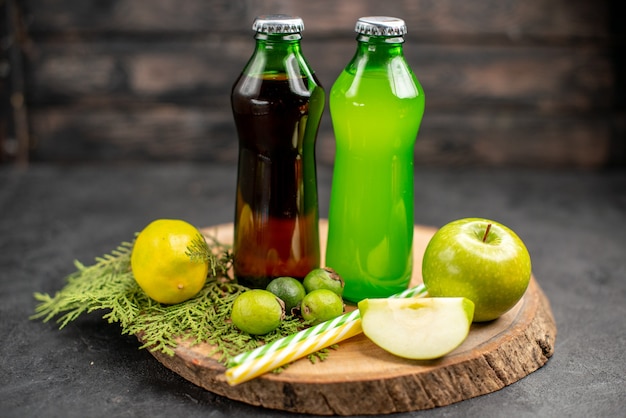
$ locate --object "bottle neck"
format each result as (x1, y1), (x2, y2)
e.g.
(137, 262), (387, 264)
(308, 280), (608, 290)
(246, 33), (305, 77)
(343, 34), (406, 75)
(255, 32), (302, 42)
(254, 33), (303, 55)
(355, 33), (405, 57)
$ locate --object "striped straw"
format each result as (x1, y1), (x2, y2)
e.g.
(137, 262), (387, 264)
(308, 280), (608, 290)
(226, 319), (363, 385)
(225, 283), (427, 385)
(228, 283), (427, 368)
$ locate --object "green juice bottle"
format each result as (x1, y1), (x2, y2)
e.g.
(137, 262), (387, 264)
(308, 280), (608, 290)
(326, 17), (425, 302)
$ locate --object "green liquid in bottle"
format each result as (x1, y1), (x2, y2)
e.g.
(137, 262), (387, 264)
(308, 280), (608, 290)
(326, 27), (425, 302)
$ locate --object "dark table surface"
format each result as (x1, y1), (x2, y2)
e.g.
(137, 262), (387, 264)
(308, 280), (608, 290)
(1, 163), (625, 418)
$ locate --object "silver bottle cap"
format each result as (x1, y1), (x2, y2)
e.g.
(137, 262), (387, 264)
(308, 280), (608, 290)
(252, 15), (304, 34)
(355, 16), (407, 36)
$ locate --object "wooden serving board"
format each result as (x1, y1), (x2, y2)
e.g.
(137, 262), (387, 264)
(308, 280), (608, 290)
(147, 220), (557, 416)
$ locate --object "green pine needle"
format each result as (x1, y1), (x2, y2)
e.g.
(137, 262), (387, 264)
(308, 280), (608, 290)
(31, 235), (324, 367)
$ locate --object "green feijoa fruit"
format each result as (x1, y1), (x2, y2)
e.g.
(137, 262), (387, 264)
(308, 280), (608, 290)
(303, 267), (344, 297)
(266, 276), (306, 312)
(301, 289), (344, 325)
(231, 289), (285, 335)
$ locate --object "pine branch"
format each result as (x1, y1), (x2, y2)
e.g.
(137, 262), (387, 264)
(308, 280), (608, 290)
(30, 234), (313, 367)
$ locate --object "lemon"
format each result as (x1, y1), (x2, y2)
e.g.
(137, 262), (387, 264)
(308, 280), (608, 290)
(131, 219), (209, 304)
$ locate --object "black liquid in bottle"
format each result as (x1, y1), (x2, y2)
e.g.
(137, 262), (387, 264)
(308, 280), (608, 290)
(231, 16), (325, 288)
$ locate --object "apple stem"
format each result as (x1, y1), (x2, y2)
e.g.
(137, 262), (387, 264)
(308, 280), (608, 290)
(482, 223), (492, 243)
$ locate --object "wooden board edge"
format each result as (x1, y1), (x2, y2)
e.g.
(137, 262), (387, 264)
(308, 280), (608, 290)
(145, 278), (556, 415)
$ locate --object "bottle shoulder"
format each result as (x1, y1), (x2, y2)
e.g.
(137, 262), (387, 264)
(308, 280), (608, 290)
(345, 47), (412, 72)
(239, 49), (319, 83)
(332, 59), (423, 101)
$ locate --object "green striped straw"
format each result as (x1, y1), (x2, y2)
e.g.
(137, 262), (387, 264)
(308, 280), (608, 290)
(227, 283), (428, 368)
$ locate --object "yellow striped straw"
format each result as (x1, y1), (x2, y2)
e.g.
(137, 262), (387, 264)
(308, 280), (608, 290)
(226, 320), (363, 385)
(225, 283), (427, 386)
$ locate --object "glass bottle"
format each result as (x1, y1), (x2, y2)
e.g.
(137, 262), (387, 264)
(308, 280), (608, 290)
(231, 15), (325, 289)
(326, 16), (425, 302)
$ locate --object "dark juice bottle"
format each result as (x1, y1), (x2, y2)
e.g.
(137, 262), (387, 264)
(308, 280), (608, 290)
(231, 15), (325, 288)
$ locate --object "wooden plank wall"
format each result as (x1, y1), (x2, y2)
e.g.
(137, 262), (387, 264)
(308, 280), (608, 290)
(3, 0), (625, 168)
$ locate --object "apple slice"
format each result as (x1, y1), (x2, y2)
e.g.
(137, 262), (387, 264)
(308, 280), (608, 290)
(358, 297), (475, 360)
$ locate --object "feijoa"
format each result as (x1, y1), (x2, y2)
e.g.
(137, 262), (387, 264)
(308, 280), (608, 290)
(266, 276), (306, 312)
(303, 267), (344, 297)
(301, 289), (344, 325)
(231, 289), (285, 335)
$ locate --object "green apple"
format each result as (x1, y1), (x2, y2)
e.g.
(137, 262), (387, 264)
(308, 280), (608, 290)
(422, 218), (532, 322)
(358, 297), (474, 360)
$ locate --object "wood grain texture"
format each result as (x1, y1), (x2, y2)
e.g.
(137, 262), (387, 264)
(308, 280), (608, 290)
(27, 41), (613, 110)
(29, 105), (613, 168)
(26, 0), (610, 38)
(144, 221), (557, 416)
(11, 0), (622, 167)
